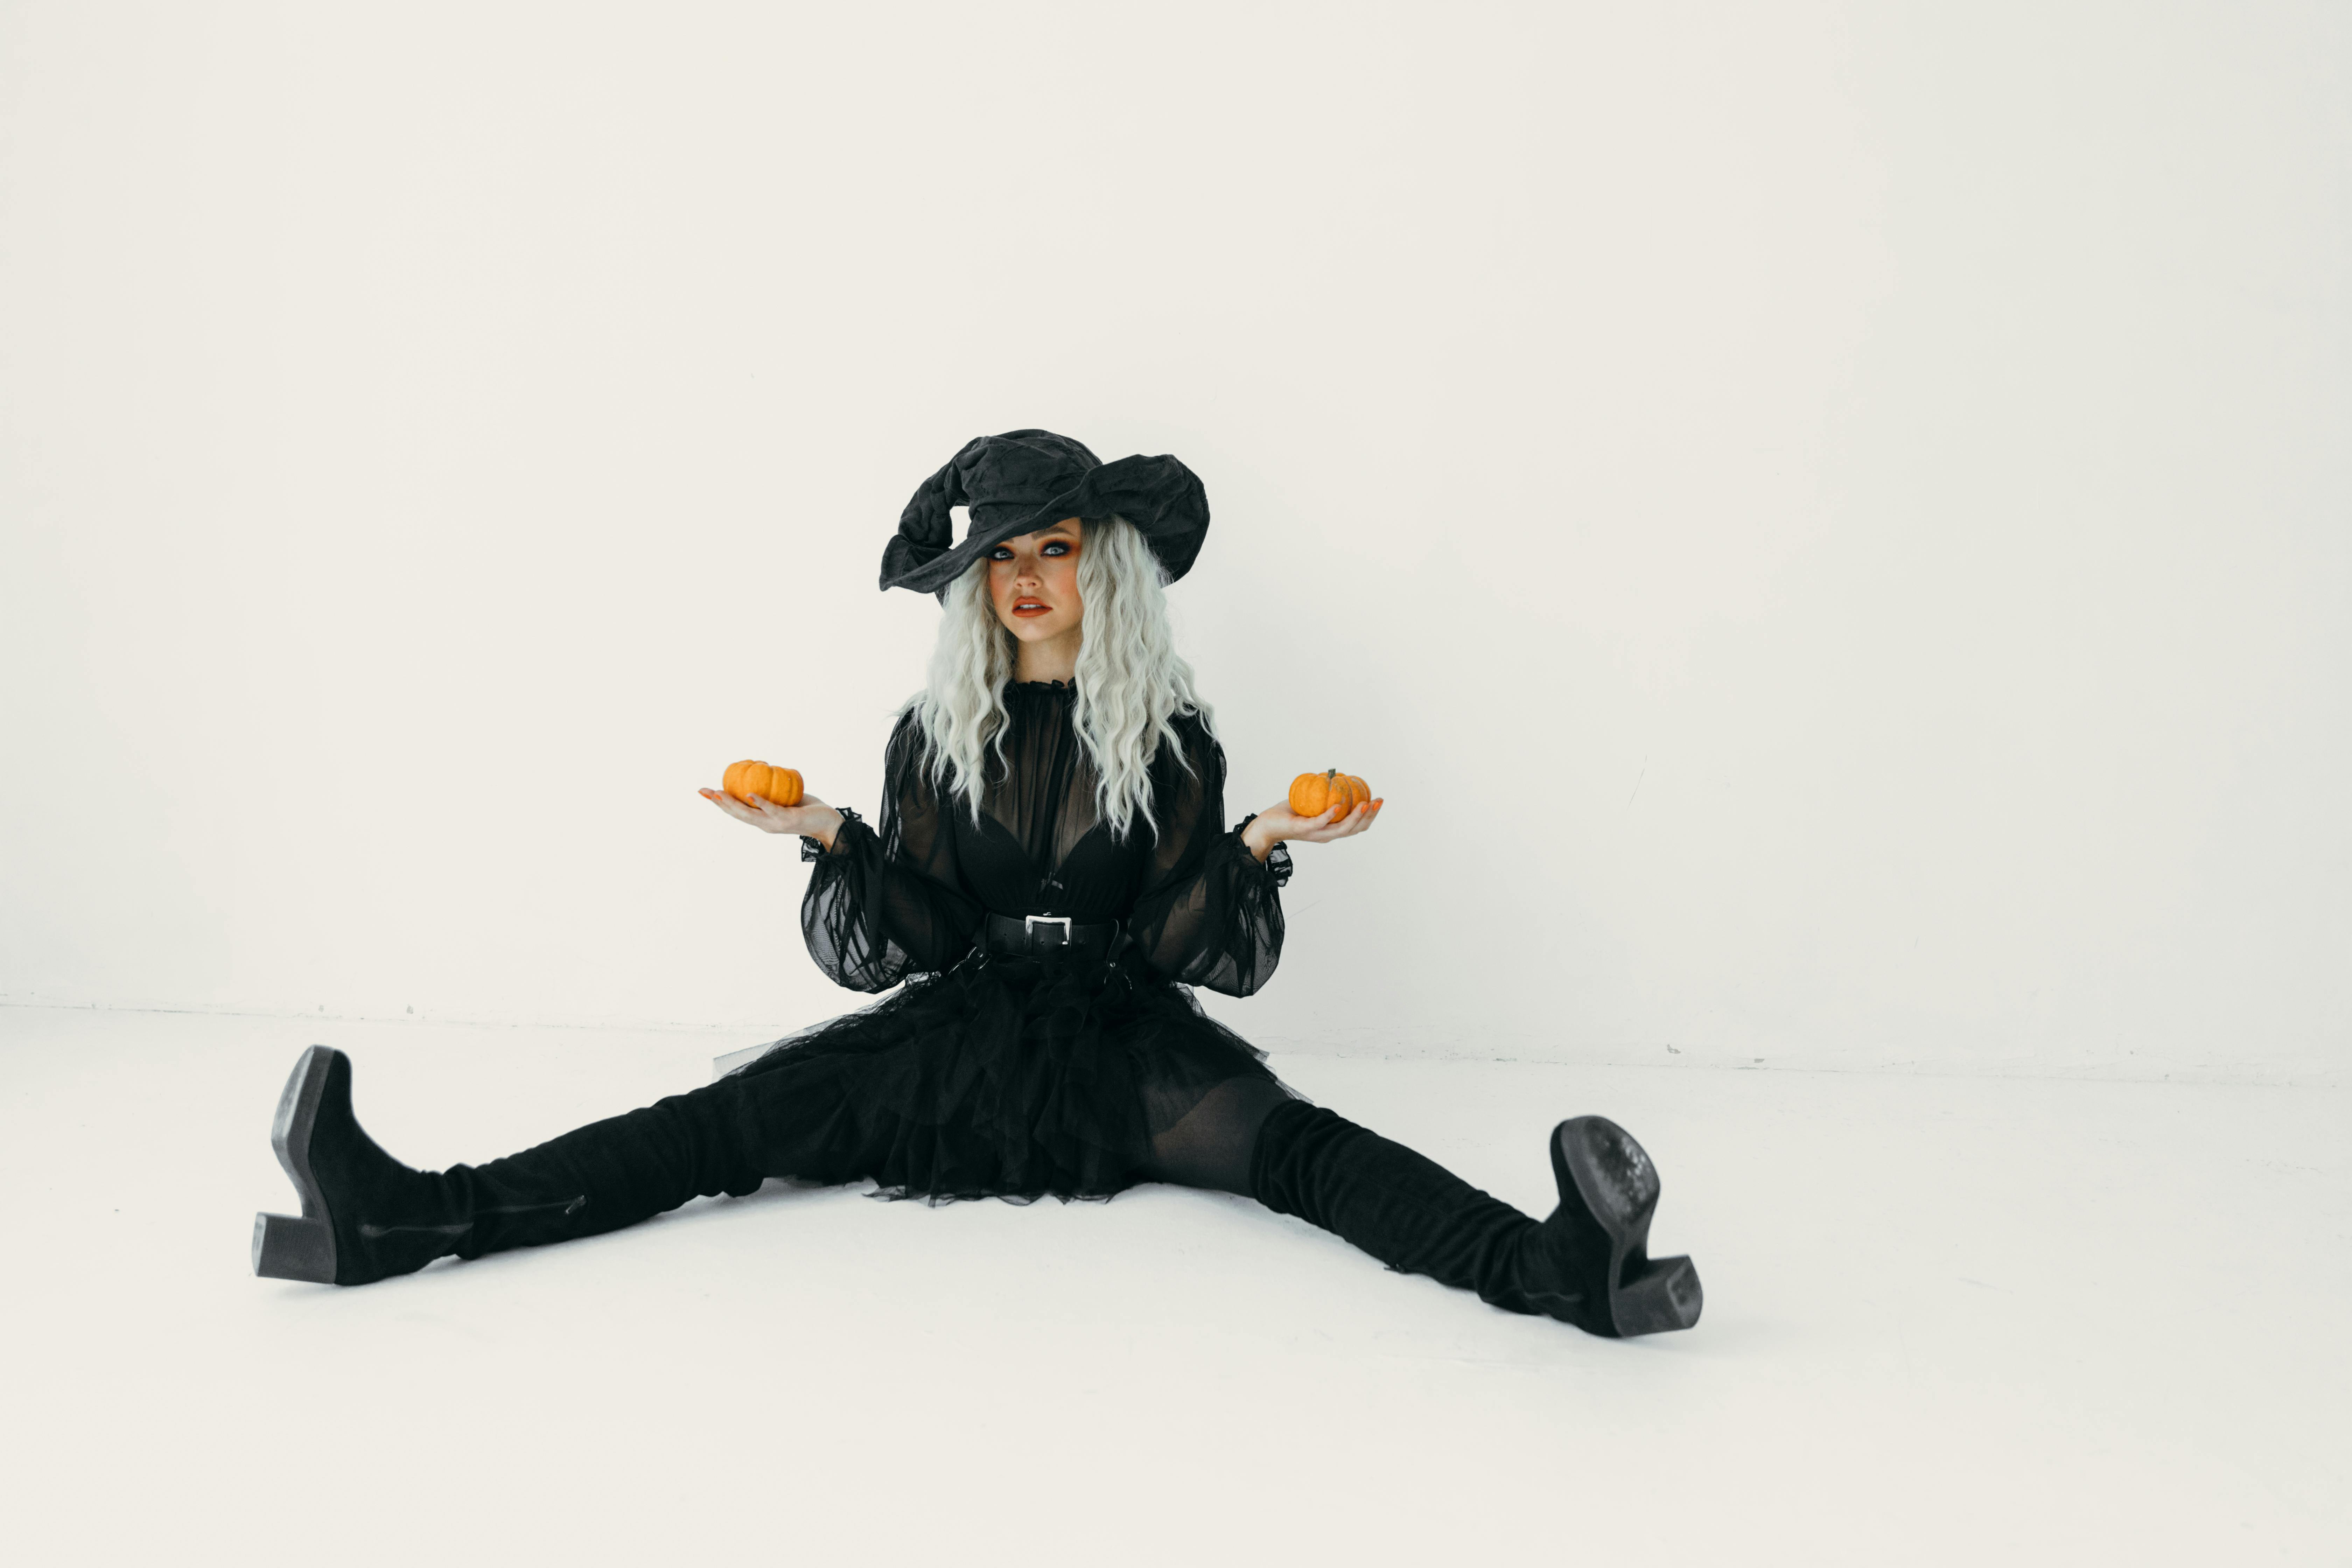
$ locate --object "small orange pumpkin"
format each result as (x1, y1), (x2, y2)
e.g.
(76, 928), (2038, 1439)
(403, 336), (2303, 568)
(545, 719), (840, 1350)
(722, 760), (804, 807)
(1288, 768), (1371, 819)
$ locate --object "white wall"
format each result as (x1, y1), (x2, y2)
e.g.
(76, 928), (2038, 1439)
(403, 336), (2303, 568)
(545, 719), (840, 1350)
(4, 2), (2345, 1084)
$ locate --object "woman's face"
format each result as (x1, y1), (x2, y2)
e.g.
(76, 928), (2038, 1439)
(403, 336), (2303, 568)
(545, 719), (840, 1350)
(987, 519), (1084, 648)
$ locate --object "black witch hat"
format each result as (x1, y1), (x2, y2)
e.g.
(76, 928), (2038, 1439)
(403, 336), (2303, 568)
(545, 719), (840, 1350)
(878, 429), (1210, 599)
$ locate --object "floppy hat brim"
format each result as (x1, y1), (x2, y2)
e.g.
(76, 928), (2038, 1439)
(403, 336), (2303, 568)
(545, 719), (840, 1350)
(879, 450), (1209, 600)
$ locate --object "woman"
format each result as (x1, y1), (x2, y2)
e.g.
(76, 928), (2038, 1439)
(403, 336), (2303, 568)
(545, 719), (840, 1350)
(252, 429), (1702, 1338)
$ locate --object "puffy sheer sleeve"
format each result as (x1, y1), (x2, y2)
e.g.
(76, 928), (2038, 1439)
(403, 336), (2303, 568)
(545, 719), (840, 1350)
(800, 712), (982, 991)
(1125, 714), (1290, 996)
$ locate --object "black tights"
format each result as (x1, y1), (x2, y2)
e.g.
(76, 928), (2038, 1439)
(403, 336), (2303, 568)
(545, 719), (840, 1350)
(1133, 1076), (1297, 1196)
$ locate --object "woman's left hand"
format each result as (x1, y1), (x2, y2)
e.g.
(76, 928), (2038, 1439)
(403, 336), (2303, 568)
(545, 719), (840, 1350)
(1240, 797), (1383, 862)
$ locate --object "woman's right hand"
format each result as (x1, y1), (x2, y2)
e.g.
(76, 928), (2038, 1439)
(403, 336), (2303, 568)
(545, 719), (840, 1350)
(700, 789), (845, 850)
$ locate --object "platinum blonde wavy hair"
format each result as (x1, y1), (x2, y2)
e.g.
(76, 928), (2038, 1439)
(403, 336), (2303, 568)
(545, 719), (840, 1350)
(908, 516), (1210, 840)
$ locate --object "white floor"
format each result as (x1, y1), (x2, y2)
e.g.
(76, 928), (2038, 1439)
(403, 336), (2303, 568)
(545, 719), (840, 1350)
(3, 1006), (2345, 1566)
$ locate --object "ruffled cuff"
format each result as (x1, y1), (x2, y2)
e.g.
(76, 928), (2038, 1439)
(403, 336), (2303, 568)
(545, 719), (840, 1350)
(1232, 813), (1294, 889)
(801, 806), (867, 862)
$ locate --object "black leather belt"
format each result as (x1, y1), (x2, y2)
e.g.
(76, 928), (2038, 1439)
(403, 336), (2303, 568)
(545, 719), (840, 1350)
(983, 912), (1125, 960)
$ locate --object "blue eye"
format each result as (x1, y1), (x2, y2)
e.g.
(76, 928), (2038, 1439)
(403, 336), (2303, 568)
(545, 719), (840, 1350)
(1042, 542), (1071, 555)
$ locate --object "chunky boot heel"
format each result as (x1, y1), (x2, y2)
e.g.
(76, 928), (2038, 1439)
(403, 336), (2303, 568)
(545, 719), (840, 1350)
(254, 1045), (341, 1282)
(1548, 1115), (1702, 1337)
(1611, 1254), (1704, 1336)
(252, 1212), (335, 1282)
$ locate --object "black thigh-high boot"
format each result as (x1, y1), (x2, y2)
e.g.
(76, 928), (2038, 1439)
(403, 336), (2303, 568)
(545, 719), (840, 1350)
(253, 1045), (766, 1287)
(1247, 1102), (1703, 1337)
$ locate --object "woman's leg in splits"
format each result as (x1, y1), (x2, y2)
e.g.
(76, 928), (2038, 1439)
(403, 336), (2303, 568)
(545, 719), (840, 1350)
(253, 1044), (847, 1287)
(257, 1047), (1700, 1334)
(1134, 1075), (1703, 1338)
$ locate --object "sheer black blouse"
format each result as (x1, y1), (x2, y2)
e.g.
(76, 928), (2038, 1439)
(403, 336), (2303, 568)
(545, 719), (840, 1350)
(801, 681), (1292, 997)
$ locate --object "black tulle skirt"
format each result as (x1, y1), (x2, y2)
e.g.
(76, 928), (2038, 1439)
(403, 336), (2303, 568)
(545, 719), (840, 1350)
(725, 948), (1291, 1202)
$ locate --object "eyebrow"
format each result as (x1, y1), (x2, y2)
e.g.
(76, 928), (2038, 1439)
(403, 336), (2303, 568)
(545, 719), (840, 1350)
(994, 528), (1079, 550)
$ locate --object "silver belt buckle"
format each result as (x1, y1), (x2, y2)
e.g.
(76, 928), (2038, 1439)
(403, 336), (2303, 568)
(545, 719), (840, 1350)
(1024, 914), (1073, 950)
